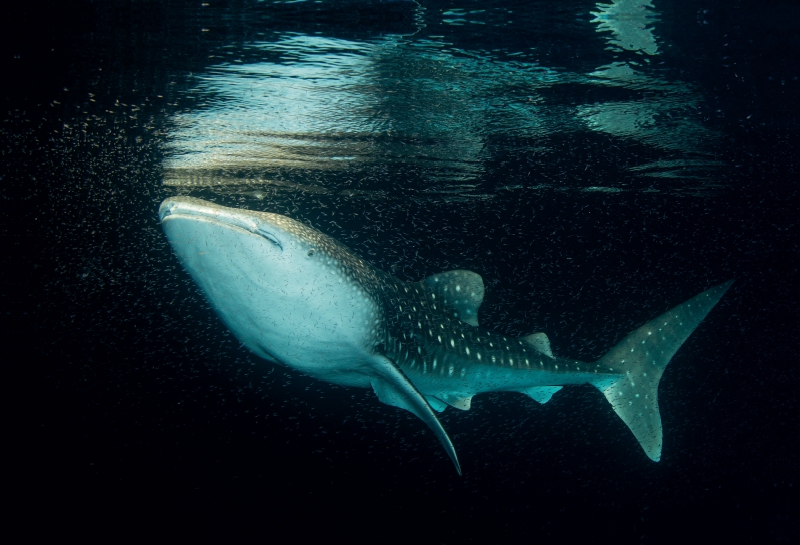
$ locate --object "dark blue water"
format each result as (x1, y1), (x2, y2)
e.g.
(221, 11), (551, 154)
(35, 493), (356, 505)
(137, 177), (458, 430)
(6, 0), (797, 541)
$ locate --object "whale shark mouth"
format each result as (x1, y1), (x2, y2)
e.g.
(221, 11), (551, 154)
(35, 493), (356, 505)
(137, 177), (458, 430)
(159, 197), (283, 249)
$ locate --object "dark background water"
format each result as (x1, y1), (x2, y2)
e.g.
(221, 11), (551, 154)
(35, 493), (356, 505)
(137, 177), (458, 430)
(5, 0), (797, 541)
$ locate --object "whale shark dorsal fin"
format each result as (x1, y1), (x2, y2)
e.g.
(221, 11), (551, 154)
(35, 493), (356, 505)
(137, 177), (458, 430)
(520, 386), (562, 404)
(369, 355), (461, 475)
(522, 332), (554, 357)
(421, 270), (484, 327)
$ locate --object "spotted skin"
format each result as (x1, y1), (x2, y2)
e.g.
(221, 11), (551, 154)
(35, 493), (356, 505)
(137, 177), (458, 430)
(379, 275), (613, 404)
(160, 196), (732, 471)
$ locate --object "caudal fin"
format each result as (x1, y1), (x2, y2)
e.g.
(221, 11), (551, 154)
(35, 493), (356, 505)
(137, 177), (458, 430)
(591, 281), (733, 461)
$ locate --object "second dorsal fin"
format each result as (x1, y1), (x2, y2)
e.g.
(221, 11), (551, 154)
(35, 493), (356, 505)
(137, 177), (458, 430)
(421, 270), (484, 327)
(522, 332), (554, 357)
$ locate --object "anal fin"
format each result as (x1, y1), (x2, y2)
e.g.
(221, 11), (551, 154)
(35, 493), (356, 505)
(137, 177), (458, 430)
(520, 386), (562, 404)
(369, 355), (461, 475)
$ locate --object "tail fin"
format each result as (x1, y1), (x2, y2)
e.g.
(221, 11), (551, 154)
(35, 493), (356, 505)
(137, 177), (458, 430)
(591, 281), (733, 461)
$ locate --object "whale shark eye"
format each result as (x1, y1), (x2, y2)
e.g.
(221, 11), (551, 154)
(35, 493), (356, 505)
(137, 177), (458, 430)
(307, 249), (315, 257)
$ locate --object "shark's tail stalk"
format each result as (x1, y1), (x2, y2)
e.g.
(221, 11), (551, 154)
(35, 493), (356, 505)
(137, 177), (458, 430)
(590, 280), (733, 461)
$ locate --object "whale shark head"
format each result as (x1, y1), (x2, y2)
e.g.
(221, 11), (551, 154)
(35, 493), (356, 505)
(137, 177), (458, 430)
(159, 197), (384, 380)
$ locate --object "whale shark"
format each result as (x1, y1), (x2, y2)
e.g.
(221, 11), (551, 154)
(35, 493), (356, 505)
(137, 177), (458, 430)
(160, 196), (732, 474)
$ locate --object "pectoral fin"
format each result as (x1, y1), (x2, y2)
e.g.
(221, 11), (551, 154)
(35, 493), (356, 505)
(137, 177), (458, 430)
(369, 355), (461, 475)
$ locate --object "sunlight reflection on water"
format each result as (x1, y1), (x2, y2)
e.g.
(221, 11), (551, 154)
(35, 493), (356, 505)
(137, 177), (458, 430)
(164, 1), (727, 198)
